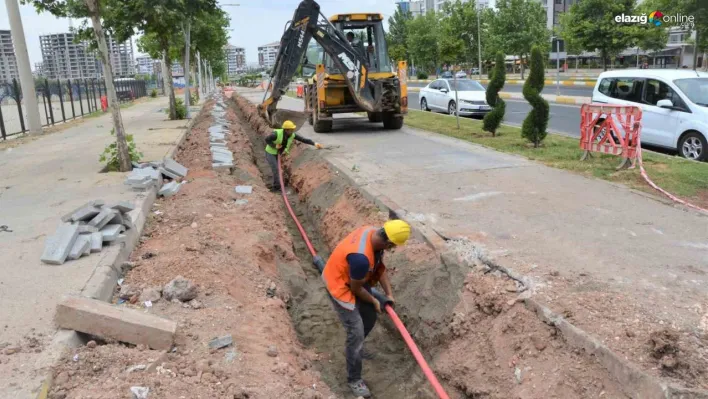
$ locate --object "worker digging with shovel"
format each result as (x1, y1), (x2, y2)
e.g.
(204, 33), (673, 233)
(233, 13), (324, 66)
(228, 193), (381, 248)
(264, 120), (323, 192)
(322, 220), (411, 398)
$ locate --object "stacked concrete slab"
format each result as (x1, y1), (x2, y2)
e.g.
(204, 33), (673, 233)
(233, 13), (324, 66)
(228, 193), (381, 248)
(41, 201), (137, 265)
(210, 94), (233, 169)
(125, 157), (188, 197)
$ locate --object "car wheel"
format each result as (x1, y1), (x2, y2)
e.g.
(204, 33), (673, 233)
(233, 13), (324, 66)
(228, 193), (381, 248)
(678, 131), (707, 161)
(448, 100), (456, 116)
(421, 97), (430, 111)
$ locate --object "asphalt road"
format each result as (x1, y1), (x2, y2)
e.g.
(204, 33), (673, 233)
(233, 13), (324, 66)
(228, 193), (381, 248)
(408, 81), (593, 98)
(408, 92), (582, 137)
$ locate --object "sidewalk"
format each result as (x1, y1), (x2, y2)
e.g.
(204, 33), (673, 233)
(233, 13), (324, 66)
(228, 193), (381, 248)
(0, 96), (198, 398)
(239, 88), (708, 390)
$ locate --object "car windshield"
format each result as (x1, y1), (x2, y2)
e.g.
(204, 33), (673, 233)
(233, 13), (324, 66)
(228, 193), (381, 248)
(448, 80), (484, 91)
(673, 78), (708, 107)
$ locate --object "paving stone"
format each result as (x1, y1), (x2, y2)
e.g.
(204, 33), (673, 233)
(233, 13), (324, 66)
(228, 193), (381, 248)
(163, 158), (188, 178)
(41, 223), (80, 265)
(212, 162), (233, 168)
(158, 181), (182, 197)
(108, 212), (124, 226)
(90, 232), (103, 253)
(109, 201), (135, 213)
(211, 148), (233, 156)
(208, 126), (226, 135)
(69, 205), (102, 223)
(133, 167), (160, 180)
(77, 225), (98, 234)
(159, 167), (180, 180)
(128, 179), (155, 191)
(67, 235), (91, 260)
(122, 215), (135, 231)
(100, 224), (125, 242)
(88, 208), (119, 229)
(60, 201), (104, 223)
(126, 174), (151, 185)
(234, 185), (253, 194)
(55, 296), (177, 350)
(210, 143), (227, 148)
(82, 238), (92, 256)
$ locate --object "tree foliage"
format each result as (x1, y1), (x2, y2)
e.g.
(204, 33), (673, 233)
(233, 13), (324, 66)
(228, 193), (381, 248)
(439, 0), (480, 66)
(483, 52), (506, 136)
(406, 11), (440, 72)
(560, 0), (636, 71)
(521, 46), (549, 147)
(387, 7), (412, 62)
(491, 0), (549, 78)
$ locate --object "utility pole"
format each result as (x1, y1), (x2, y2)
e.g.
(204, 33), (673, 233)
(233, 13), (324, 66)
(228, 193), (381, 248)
(453, 71), (460, 129)
(5, 0), (42, 135)
(183, 20), (192, 118)
(477, 2), (482, 80)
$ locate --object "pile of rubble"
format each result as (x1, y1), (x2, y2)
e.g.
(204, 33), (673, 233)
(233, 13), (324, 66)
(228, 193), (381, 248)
(40, 200), (136, 265)
(125, 157), (189, 197)
(209, 95), (233, 169)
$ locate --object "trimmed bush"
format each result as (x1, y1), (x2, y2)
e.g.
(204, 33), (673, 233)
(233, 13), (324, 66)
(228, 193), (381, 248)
(150, 88), (158, 98)
(521, 46), (550, 148)
(165, 97), (187, 120)
(416, 72), (429, 80)
(483, 52), (506, 136)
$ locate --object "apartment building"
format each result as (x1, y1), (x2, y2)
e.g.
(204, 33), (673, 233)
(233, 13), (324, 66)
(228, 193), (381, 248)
(40, 32), (134, 79)
(258, 41), (280, 69)
(105, 36), (134, 77)
(224, 44), (246, 76)
(0, 30), (19, 82)
(136, 56), (157, 75)
(419, 0), (487, 13)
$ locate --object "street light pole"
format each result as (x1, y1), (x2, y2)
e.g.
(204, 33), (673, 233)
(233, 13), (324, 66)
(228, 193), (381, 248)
(477, 3), (482, 81)
(183, 19), (192, 118)
(5, 0), (42, 135)
(551, 36), (560, 96)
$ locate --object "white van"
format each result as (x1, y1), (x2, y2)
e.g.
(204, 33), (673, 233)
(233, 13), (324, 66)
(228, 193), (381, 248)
(591, 69), (708, 161)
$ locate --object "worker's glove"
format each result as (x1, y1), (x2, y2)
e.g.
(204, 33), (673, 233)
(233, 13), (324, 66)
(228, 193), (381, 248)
(371, 288), (394, 310)
(276, 144), (283, 150)
(315, 143), (324, 149)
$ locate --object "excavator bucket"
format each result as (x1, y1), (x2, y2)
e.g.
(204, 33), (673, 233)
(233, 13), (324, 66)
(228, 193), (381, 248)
(258, 104), (308, 133)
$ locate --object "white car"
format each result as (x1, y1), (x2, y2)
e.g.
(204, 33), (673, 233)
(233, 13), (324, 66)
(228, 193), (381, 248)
(419, 79), (491, 117)
(591, 69), (708, 161)
(455, 71), (467, 79)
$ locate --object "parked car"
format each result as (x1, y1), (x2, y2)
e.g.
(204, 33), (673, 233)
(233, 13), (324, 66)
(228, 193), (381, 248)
(470, 67), (480, 75)
(455, 70), (468, 79)
(591, 69), (708, 161)
(440, 71), (453, 79)
(419, 78), (491, 117)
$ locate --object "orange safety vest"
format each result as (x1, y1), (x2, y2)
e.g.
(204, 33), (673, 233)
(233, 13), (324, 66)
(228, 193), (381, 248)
(322, 226), (385, 310)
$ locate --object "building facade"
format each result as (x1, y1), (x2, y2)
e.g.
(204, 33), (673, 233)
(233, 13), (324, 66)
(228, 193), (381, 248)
(258, 42), (280, 69)
(33, 62), (44, 78)
(135, 56), (155, 75)
(105, 36), (134, 77)
(224, 44), (246, 76)
(40, 32), (101, 79)
(0, 30), (19, 82)
(419, 0), (486, 13)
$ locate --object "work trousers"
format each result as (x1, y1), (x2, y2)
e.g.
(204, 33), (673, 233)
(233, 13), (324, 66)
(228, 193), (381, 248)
(265, 151), (280, 190)
(329, 295), (378, 383)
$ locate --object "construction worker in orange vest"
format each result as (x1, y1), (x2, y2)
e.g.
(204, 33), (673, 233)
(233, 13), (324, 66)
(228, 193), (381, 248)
(321, 220), (411, 398)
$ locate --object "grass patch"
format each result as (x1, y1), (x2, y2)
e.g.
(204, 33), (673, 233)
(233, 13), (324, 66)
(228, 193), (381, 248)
(405, 110), (708, 198)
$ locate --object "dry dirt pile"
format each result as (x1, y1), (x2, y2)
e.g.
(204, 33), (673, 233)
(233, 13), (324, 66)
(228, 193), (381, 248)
(48, 97), (334, 399)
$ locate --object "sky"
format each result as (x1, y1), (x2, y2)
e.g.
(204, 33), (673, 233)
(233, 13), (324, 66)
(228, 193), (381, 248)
(0, 0), (397, 69)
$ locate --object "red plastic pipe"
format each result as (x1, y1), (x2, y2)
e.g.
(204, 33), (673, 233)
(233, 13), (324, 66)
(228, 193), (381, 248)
(276, 155), (450, 399)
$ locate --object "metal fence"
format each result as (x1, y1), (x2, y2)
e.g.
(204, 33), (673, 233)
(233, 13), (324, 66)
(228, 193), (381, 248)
(0, 78), (150, 140)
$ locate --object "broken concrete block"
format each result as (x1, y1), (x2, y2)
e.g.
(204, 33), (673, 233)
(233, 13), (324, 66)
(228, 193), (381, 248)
(158, 181), (182, 197)
(134, 167), (160, 181)
(163, 158), (188, 178)
(122, 215), (135, 231)
(82, 238), (92, 256)
(234, 185), (253, 194)
(129, 179), (155, 191)
(55, 296), (177, 350)
(41, 223), (80, 265)
(212, 162), (233, 169)
(163, 276), (197, 301)
(77, 225), (98, 234)
(88, 208), (119, 230)
(90, 232), (103, 253)
(68, 206), (102, 223)
(109, 201), (135, 214)
(208, 335), (233, 349)
(126, 174), (151, 185)
(101, 224), (125, 242)
(67, 235), (91, 260)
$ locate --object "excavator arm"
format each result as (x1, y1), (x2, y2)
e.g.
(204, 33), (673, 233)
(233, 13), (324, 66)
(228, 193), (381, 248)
(258, 0), (379, 126)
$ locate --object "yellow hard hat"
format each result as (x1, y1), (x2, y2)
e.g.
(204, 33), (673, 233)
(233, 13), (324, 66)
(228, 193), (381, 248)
(383, 220), (411, 246)
(282, 120), (296, 130)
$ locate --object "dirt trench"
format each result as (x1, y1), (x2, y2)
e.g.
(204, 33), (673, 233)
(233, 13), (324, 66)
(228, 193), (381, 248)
(230, 94), (632, 399)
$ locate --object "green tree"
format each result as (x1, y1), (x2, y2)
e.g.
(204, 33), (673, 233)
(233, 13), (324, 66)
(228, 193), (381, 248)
(386, 7), (412, 62)
(483, 52), (506, 136)
(560, 0), (636, 71)
(492, 0), (549, 79)
(521, 46), (549, 148)
(438, 0), (480, 67)
(406, 12), (440, 73)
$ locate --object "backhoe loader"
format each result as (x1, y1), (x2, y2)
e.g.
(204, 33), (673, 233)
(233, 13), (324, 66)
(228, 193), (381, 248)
(257, 0), (408, 133)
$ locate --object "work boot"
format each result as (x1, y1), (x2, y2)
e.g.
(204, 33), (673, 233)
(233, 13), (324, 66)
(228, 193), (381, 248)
(348, 380), (371, 398)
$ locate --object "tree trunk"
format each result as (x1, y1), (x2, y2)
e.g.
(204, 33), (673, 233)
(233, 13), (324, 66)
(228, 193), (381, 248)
(85, 0), (131, 172)
(519, 55), (525, 79)
(692, 31), (699, 70)
(183, 20), (191, 118)
(163, 50), (177, 120)
(601, 50), (607, 71)
(702, 52), (707, 71)
(161, 55), (170, 97)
